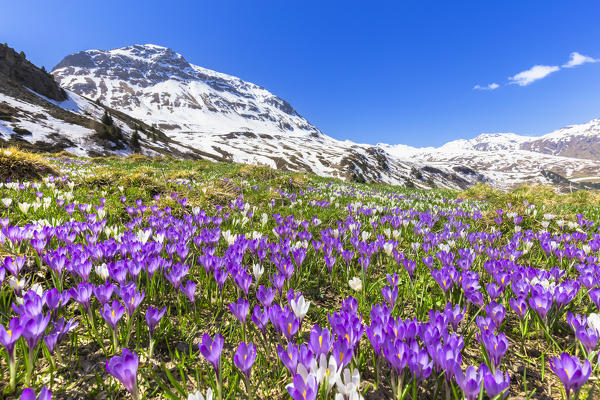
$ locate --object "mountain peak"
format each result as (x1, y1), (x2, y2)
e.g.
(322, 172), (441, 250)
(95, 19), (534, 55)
(52, 44), (322, 138)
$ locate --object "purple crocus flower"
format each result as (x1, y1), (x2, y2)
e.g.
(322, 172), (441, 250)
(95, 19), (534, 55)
(287, 373), (318, 400)
(251, 305), (269, 332)
(0, 317), (22, 356)
(181, 280), (196, 302)
(332, 337), (353, 368)
(145, 306), (166, 339)
(22, 313), (51, 350)
(43, 288), (62, 312)
(277, 342), (299, 374)
(14, 290), (44, 317)
(101, 300), (125, 330)
(256, 285), (276, 307)
(229, 298), (249, 324)
(381, 285), (398, 307)
(486, 283), (502, 301)
(119, 284), (145, 316)
(455, 365), (483, 400)
(198, 333), (224, 374)
(383, 339), (409, 374)
(480, 332), (508, 371)
(486, 301), (506, 328)
(93, 282), (115, 305)
(20, 386), (51, 400)
(576, 327), (599, 354)
(509, 297), (527, 320)
(69, 282), (94, 312)
(309, 325), (333, 357)
(408, 345), (433, 382)
(566, 312), (587, 333)
(589, 288), (600, 310)
(529, 292), (552, 321)
(4, 255), (25, 277)
(480, 364), (510, 399)
(44, 318), (78, 354)
(444, 302), (465, 331)
(432, 267), (452, 295)
(234, 342), (257, 377)
(549, 353), (591, 400)
(106, 348), (139, 399)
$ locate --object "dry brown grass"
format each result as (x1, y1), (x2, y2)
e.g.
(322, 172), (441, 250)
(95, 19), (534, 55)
(125, 154), (152, 163)
(0, 147), (58, 182)
(460, 183), (600, 209)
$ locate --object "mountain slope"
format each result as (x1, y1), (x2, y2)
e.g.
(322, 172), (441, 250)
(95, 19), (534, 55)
(380, 119), (600, 189)
(50, 44), (484, 189)
(52, 44), (322, 138)
(0, 44), (207, 158)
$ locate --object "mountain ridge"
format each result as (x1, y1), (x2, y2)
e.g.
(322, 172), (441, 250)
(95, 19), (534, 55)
(0, 43), (486, 190)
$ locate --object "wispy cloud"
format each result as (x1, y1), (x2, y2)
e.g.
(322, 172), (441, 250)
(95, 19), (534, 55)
(563, 51), (598, 68)
(474, 51), (598, 90)
(473, 83), (499, 90)
(508, 65), (560, 86)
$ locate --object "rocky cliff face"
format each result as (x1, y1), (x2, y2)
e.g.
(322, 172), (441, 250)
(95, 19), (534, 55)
(0, 44), (67, 102)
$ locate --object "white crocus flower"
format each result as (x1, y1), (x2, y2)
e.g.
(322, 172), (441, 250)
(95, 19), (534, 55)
(252, 263), (264, 282)
(30, 283), (44, 297)
(18, 202), (31, 214)
(316, 354), (341, 390)
(383, 228), (391, 239)
(290, 295), (310, 320)
(95, 264), (109, 281)
(9, 276), (26, 292)
(588, 313), (600, 335)
(383, 242), (393, 256)
(361, 231), (371, 241)
(2, 198), (12, 208)
(336, 368), (362, 399)
(297, 358), (318, 381)
(188, 387), (213, 400)
(348, 277), (362, 292)
(136, 228), (152, 244)
(222, 230), (236, 245)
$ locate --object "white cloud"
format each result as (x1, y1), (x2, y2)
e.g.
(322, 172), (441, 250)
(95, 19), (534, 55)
(563, 52), (598, 68)
(473, 83), (500, 90)
(508, 65), (560, 86)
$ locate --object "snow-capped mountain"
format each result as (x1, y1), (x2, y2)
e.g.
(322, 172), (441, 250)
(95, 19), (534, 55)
(0, 43), (484, 189)
(0, 43), (208, 158)
(46, 44), (486, 189)
(4, 42), (600, 190)
(52, 44), (322, 138)
(380, 119), (600, 189)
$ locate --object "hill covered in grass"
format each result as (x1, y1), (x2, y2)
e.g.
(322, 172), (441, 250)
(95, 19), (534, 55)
(1, 150), (600, 399)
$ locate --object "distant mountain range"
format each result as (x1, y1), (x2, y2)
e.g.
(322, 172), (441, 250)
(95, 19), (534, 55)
(1, 43), (599, 190)
(379, 118), (600, 189)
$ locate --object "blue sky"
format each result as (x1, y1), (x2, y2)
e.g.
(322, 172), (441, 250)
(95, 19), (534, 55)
(2, 1), (600, 147)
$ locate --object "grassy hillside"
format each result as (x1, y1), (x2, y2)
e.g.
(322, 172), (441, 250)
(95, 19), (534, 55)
(0, 150), (599, 399)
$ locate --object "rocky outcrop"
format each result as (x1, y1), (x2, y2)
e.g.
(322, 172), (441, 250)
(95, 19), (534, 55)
(0, 43), (67, 101)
